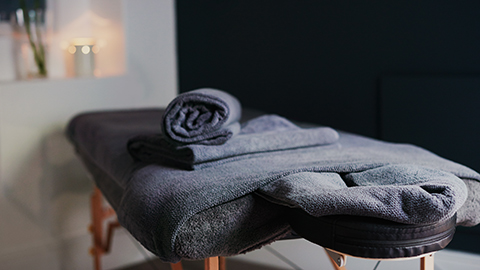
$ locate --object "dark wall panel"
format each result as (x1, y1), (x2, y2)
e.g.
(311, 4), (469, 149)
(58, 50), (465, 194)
(176, 0), (480, 137)
(380, 76), (480, 172)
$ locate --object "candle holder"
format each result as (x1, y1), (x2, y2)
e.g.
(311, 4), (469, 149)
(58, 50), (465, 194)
(65, 38), (99, 77)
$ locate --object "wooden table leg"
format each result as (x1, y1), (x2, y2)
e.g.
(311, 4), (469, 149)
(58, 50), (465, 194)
(170, 261), (183, 270)
(89, 187), (119, 270)
(205, 257), (219, 270)
(90, 187), (106, 270)
(219, 256), (226, 270)
(325, 249), (347, 270)
(421, 254), (434, 270)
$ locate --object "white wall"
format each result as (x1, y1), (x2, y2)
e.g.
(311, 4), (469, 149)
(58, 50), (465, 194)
(0, 0), (177, 269)
(123, 0), (178, 105)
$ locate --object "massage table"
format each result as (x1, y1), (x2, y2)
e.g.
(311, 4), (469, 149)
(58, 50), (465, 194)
(66, 89), (480, 270)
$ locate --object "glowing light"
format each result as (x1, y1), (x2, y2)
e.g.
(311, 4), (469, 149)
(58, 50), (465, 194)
(68, 45), (76, 54)
(81, 45), (91, 54)
(92, 45), (100, 54)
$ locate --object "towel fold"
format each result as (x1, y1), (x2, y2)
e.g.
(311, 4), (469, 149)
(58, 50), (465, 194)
(162, 88), (242, 145)
(128, 114), (340, 169)
(257, 165), (468, 225)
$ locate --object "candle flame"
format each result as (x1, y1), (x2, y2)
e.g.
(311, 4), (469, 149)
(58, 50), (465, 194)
(81, 45), (91, 54)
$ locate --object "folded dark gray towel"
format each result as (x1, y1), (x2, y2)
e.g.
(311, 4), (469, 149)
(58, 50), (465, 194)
(128, 114), (340, 170)
(162, 88), (242, 145)
(257, 165), (468, 225)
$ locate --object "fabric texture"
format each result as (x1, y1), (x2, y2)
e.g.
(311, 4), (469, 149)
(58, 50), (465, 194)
(66, 108), (480, 263)
(162, 88), (242, 145)
(257, 165), (468, 225)
(174, 193), (292, 259)
(128, 114), (339, 170)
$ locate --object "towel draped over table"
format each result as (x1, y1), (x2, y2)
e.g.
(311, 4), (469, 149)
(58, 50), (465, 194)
(66, 89), (480, 263)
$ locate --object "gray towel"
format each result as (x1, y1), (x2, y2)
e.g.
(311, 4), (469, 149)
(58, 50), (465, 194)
(66, 109), (480, 263)
(118, 131), (480, 263)
(257, 165), (468, 225)
(128, 114), (340, 170)
(162, 88), (242, 145)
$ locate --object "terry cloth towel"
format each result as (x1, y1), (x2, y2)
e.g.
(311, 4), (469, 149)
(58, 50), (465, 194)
(162, 88), (242, 145)
(257, 165), (468, 225)
(127, 114), (340, 170)
(66, 109), (480, 263)
(119, 131), (480, 263)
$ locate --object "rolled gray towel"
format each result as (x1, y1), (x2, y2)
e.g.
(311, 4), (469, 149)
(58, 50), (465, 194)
(128, 114), (340, 170)
(162, 88), (242, 145)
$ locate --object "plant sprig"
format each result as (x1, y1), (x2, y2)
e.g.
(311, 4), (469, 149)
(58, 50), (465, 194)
(19, 0), (47, 77)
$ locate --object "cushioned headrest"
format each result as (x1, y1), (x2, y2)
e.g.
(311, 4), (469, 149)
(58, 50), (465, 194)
(288, 209), (456, 259)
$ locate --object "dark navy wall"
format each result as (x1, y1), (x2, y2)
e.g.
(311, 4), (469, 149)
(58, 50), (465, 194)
(176, 0), (480, 137)
(0, 0), (46, 19)
(176, 0), (480, 253)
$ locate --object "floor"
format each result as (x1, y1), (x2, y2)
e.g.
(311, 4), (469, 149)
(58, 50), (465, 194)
(116, 238), (480, 270)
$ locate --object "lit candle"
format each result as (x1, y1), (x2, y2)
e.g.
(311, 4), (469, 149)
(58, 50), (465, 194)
(67, 38), (99, 77)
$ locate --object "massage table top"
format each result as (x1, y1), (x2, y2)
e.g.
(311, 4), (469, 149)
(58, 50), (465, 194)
(289, 210), (456, 259)
(66, 108), (480, 263)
